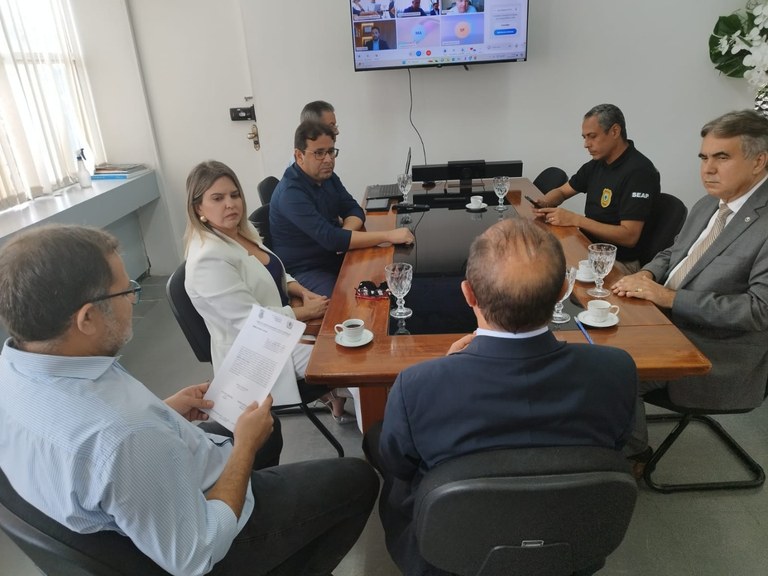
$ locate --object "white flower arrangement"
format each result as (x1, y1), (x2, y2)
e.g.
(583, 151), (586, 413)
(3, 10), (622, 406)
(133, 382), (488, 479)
(711, 0), (768, 89)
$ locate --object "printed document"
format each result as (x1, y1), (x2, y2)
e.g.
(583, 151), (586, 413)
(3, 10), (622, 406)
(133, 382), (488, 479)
(204, 305), (305, 431)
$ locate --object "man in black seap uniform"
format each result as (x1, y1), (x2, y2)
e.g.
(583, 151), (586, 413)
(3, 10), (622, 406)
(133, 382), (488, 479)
(535, 103), (661, 271)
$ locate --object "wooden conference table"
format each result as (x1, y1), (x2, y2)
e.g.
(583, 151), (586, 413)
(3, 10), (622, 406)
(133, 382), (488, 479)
(305, 178), (711, 432)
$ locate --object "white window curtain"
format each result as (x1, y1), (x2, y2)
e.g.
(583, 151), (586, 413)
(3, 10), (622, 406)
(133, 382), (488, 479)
(0, 0), (103, 208)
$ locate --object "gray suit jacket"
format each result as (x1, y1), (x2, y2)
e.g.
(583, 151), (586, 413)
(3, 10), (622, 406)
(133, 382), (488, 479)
(644, 178), (768, 409)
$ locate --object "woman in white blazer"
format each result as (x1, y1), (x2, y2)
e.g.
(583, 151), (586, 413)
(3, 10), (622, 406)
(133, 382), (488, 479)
(183, 160), (354, 423)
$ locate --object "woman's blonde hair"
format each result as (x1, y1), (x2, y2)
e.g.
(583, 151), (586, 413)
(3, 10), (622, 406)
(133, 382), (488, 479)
(183, 160), (261, 251)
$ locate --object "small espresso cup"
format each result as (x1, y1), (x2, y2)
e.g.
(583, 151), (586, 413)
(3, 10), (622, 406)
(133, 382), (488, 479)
(578, 259), (592, 277)
(334, 318), (365, 343)
(469, 195), (483, 208)
(587, 300), (620, 322)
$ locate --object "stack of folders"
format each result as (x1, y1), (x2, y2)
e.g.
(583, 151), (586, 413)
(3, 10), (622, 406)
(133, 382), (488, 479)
(92, 163), (149, 180)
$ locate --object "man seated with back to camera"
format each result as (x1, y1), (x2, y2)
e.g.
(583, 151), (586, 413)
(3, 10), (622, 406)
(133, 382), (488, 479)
(363, 218), (637, 576)
(612, 109), (768, 475)
(0, 224), (378, 576)
(534, 103), (661, 272)
(270, 120), (414, 297)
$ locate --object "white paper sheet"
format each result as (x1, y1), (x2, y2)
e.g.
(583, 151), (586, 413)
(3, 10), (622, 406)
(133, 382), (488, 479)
(204, 305), (305, 431)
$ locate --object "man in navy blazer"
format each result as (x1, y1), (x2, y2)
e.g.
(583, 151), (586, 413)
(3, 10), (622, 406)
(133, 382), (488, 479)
(613, 109), (768, 460)
(367, 218), (637, 576)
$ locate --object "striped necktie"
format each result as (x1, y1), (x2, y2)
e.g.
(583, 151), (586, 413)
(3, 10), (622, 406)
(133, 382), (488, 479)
(666, 203), (732, 290)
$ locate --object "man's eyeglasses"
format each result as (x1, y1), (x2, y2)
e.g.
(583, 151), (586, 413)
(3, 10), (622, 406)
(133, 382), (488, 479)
(304, 147), (340, 160)
(88, 280), (142, 306)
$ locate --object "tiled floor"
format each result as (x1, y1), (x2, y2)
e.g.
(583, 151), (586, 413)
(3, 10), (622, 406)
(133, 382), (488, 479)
(2, 274), (768, 575)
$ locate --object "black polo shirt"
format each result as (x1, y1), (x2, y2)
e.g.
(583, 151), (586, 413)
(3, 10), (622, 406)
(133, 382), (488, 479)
(569, 140), (660, 261)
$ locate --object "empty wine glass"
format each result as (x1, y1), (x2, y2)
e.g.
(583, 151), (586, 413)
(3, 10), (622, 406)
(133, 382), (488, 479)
(492, 176), (509, 211)
(385, 262), (413, 319)
(397, 173), (412, 206)
(552, 266), (577, 323)
(586, 243), (617, 298)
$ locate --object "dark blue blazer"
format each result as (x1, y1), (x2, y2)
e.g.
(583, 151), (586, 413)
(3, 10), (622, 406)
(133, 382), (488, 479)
(376, 330), (637, 575)
(380, 331), (637, 486)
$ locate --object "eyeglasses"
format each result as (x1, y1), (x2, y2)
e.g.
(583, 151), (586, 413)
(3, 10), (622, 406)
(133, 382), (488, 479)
(88, 280), (142, 306)
(304, 147), (340, 160)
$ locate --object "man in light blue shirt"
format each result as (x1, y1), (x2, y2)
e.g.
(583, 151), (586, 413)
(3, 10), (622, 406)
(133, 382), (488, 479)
(0, 225), (377, 576)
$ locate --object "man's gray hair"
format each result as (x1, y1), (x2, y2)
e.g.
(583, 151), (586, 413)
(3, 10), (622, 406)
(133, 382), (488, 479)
(701, 109), (768, 160)
(300, 101), (335, 123)
(0, 225), (118, 343)
(584, 103), (627, 141)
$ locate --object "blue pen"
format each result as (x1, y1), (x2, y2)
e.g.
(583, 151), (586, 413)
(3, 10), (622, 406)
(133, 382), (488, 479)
(574, 317), (594, 344)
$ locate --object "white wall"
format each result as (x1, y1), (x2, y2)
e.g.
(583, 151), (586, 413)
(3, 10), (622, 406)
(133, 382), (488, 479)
(74, 0), (755, 274)
(126, 0), (264, 263)
(241, 0), (753, 210)
(71, 0), (180, 274)
(72, 0), (263, 274)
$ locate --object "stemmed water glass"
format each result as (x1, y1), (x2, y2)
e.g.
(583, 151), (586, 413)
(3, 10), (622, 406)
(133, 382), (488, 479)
(586, 243), (617, 298)
(552, 266), (577, 323)
(492, 176), (509, 211)
(397, 173), (412, 206)
(385, 262), (413, 319)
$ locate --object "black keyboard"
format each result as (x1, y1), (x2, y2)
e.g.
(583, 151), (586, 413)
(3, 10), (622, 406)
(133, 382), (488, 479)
(366, 183), (402, 199)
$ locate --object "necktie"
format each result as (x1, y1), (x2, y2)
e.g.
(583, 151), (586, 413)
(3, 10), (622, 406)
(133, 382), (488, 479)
(666, 204), (732, 290)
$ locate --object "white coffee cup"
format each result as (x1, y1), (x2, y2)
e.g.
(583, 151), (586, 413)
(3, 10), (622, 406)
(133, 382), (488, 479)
(334, 318), (365, 343)
(469, 195), (483, 208)
(578, 259), (592, 277)
(587, 300), (620, 322)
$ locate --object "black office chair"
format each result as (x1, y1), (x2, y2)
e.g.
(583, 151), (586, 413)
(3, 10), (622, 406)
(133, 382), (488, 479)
(248, 204), (272, 249)
(642, 387), (765, 493)
(0, 467), (169, 576)
(165, 262), (344, 457)
(414, 446), (637, 576)
(257, 176), (279, 205)
(636, 192), (687, 266)
(532, 166), (568, 193)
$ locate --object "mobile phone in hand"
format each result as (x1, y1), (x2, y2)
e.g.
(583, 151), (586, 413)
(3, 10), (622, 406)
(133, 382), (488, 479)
(524, 195), (542, 209)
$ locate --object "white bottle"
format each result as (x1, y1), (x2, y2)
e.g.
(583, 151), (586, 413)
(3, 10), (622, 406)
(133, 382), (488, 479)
(76, 148), (91, 188)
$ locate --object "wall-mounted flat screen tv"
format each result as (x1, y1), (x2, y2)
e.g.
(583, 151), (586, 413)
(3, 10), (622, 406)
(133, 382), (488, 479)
(349, 0), (529, 72)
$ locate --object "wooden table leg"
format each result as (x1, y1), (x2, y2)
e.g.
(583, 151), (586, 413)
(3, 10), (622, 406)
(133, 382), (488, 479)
(359, 386), (389, 433)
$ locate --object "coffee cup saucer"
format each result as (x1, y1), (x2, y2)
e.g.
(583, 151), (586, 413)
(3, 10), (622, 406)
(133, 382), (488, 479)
(577, 311), (619, 328)
(465, 202), (488, 211)
(576, 271), (595, 283)
(335, 329), (374, 348)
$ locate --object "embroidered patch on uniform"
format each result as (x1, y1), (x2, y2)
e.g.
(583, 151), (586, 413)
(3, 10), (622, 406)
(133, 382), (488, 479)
(600, 189), (612, 208)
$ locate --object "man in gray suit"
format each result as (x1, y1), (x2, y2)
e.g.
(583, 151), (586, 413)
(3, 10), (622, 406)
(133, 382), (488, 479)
(613, 109), (768, 467)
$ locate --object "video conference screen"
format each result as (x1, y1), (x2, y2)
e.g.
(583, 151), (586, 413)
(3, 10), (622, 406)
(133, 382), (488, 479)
(349, 0), (529, 72)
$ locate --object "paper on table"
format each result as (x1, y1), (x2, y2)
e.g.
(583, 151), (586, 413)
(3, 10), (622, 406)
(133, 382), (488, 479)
(204, 305), (305, 431)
